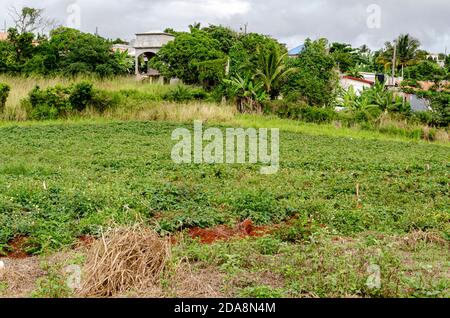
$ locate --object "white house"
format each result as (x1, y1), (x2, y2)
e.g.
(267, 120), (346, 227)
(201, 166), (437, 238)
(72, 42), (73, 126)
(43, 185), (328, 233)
(427, 53), (445, 68)
(339, 76), (375, 95)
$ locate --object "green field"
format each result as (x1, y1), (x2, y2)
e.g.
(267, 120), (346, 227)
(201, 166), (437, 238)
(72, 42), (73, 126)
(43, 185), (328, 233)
(0, 120), (449, 297)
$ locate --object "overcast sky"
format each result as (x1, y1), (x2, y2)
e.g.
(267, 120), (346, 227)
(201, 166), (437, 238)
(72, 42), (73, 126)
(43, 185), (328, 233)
(1, 0), (449, 53)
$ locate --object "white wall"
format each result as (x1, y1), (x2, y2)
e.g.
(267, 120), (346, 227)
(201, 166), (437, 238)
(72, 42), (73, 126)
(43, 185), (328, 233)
(340, 78), (372, 95)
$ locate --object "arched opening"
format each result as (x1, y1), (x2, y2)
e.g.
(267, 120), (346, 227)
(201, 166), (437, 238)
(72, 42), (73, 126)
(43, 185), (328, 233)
(136, 52), (158, 76)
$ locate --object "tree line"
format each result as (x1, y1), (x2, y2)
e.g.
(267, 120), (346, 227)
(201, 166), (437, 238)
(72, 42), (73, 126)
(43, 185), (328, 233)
(1, 7), (449, 117)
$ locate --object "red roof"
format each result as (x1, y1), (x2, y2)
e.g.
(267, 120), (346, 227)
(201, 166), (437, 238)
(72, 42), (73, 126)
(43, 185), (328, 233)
(342, 76), (374, 85)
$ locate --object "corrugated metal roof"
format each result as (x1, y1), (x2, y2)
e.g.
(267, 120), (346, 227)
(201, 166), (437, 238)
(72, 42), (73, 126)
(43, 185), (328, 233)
(288, 44), (305, 56)
(342, 76), (375, 85)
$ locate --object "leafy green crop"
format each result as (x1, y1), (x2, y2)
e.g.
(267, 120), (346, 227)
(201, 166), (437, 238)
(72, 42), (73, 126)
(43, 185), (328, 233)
(0, 121), (448, 255)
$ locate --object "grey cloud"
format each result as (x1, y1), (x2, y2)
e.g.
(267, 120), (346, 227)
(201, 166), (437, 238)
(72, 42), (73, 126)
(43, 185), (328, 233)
(0, 0), (449, 52)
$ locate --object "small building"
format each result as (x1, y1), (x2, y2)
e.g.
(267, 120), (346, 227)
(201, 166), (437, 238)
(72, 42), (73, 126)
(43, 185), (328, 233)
(340, 76), (374, 95)
(360, 72), (377, 83)
(427, 53), (445, 68)
(133, 31), (175, 78)
(0, 32), (8, 41)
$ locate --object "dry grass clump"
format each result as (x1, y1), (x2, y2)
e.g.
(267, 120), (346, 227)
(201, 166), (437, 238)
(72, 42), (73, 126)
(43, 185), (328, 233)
(401, 230), (448, 250)
(80, 226), (170, 297)
(434, 129), (449, 143)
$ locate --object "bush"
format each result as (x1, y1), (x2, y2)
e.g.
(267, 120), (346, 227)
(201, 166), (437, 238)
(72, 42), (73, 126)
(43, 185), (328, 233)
(275, 216), (320, 243)
(163, 85), (209, 102)
(28, 85), (72, 120)
(0, 83), (10, 113)
(26, 82), (117, 120)
(414, 90), (450, 127)
(90, 90), (120, 113)
(411, 111), (434, 126)
(163, 86), (193, 102)
(265, 100), (336, 124)
(401, 79), (419, 88)
(69, 81), (94, 112)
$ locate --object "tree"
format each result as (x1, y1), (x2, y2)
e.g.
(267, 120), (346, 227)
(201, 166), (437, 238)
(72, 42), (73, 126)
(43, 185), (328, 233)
(150, 28), (226, 87)
(1, 28), (36, 73)
(229, 33), (285, 78)
(396, 34), (421, 70)
(282, 38), (338, 107)
(359, 44), (371, 54)
(0, 40), (15, 73)
(377, 34), (421, 74)
(330, 42), (361, 73)
(47, 27), (129, 77)
(202, 25), (238, 54)
(254, 47), (295, 99)
(9, 6), (56, 34)
(0, 26), (131, 76)
(404, 60), (446, 82)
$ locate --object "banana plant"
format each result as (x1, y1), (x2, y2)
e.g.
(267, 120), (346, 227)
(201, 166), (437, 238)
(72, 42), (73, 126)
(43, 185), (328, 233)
(223, 74), (268, 113)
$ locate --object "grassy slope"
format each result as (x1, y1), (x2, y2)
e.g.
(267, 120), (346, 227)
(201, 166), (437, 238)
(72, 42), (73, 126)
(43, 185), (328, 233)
(0, 120), (448, 297)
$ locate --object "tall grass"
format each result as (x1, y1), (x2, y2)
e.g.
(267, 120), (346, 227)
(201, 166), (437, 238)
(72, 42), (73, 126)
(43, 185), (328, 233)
(0, 75), (173, 121)
(87, 101), (236, 123)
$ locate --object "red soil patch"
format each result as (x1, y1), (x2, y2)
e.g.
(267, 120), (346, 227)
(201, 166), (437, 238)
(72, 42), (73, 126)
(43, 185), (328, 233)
(189, 219), (272, 244)
(77, 235), (95, 247)
(6, 236), (31, 259)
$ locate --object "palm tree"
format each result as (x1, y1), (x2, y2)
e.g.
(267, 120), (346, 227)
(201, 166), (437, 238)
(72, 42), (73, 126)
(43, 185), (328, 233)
(359, 44), (371, 54)
(396, 34), (421, 69)
(188, 22), (201, 32)
(378, 34), (421, 75)
(254, 48), (296, 99)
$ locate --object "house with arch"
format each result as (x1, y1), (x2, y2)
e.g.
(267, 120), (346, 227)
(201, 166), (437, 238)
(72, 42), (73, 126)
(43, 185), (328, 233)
(132, 31), (175, 79)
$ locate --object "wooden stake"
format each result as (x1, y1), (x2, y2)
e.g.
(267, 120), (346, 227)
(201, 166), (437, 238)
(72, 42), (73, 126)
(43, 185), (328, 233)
(356, 183), (363, 208)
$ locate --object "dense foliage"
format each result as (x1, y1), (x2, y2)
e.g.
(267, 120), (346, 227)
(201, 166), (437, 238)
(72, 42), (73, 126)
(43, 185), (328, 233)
(150, 27), (227, 86)
(0, 27), (132, 77)
(0, 6), (448, 125)
(413, 90), (450, 127)
(404, 60), (448, 81)
(22, 81), (211, 120)
(0, 83), (10, 113)
(283, 39), (338, 107)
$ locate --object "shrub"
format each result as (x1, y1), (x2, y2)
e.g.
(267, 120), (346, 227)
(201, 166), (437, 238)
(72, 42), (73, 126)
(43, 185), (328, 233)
(26, 83), (119, 120)
(190, 87), (209, 100)
(264, 100), (336, 124)
(90, 90), (120, 113)
(401, 79), (419, 88)
(230, 190), (286, 224)
(0, 83), (10, 113)
(275, 216), (321, 243)
(69, 81), (94, 112)
(414, 90), (450, 127)
(164, 86), (193, 102)
(163, 85), (208, 102)
(411, 111), (434, 126)
(28, 85), (72, 120)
